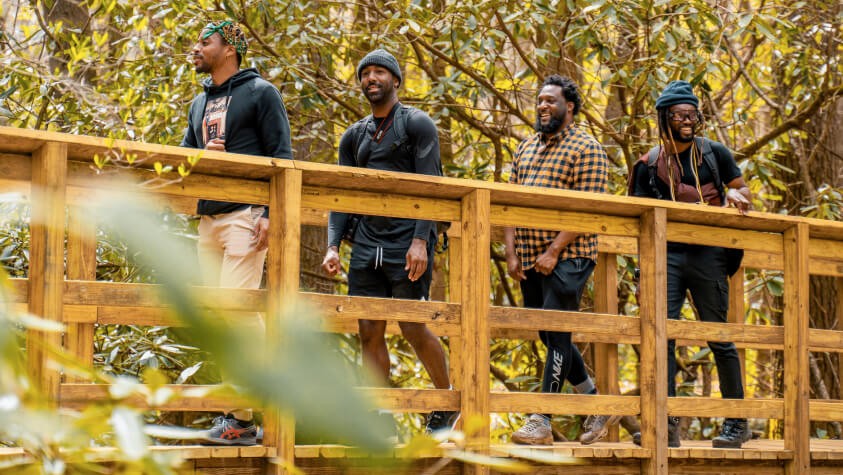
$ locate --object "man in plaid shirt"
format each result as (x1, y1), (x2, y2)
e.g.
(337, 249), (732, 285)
(505, 75), (614, 445)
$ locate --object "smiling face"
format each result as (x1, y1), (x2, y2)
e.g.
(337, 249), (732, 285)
(359, 65), (398, 106)
(666, 104), (700, 143)
(534, 85), (573, 134)
(191, 31), (233, 74)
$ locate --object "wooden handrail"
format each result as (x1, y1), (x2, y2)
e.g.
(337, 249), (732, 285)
(4, 127), (843, 475)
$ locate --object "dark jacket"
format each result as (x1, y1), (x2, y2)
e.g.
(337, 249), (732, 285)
(181, 68), (292, 216)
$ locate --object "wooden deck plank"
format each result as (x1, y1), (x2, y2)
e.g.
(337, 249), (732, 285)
(0, 440), (840, 464)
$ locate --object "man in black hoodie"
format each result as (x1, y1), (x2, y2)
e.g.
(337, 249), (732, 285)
(321, 49), (457, 435)
(181, 20), (292, 446)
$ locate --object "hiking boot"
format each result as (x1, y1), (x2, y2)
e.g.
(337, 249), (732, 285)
(712, 418), (751, 448)
(511, 414), (553, 445)
(201, 414), (258, 446)
(632, 417), (681, 448)
(580, 414), (622, 445)
(424, 410), (460, 434)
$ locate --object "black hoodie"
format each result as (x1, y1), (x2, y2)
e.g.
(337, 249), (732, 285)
(181, 68), (293, 216)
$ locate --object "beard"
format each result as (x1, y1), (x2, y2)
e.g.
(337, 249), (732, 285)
(192, 55), (211, 74)
(668, 126), (695, 143)
(535, 114), (565, 134)
(363, 81), (394, 105)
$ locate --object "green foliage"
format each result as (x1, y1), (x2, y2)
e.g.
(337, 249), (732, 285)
(0, 198), (29, 278)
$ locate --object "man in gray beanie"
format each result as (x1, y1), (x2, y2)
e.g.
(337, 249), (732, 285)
(356, 48), (403, 86)
(628, 80), (752, 449)
(322, 49), (457, 435)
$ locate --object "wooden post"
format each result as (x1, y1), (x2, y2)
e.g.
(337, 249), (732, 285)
(66, 205), (97, 382)
(264, 169), (302, 474)
(448, 232), (464, 397)
(836, 277), (843, 398)
(728, 267), (747, 391)
(593, 252), (619, 441)
(783, 224), (810, 475)
(459, 189), (490, 471)
(638, 208), (667, 475)
(28, 142), (68, 403)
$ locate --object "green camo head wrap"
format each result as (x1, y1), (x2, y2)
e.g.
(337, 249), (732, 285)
(202, 20), (248, 56)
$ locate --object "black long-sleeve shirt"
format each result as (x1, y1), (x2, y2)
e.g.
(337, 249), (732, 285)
(327, 105), (441, 250)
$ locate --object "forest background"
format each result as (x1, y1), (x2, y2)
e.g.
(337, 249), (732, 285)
(1, 0), (841, 446)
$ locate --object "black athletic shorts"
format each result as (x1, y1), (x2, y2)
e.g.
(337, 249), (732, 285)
(347, 243), (434, 300)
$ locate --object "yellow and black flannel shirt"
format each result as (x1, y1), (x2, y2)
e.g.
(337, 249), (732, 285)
(509, 123), (609, 270)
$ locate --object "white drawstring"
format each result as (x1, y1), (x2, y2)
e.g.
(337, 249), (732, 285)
(374, 246), (383, 269)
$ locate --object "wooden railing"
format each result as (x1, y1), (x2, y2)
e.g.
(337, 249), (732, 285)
(3, 126), (843, 475)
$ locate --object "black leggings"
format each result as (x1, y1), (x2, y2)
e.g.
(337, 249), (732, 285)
(520, 258), (595, 393)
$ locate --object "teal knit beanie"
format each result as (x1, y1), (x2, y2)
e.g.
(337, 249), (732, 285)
(655, 80), (699, 109)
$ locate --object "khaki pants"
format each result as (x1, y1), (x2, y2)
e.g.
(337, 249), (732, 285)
(197, 206), (267, 420)
(198, 206), (267, 291)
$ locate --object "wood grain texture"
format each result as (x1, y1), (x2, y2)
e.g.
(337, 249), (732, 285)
(638, 208), (668, 475)
(265, 169), (302, 473)
(459, 189), (491, 471)
(593, 253), (621, 441)
(65, 205), (97, 383)
(783, 224), (810, 475)
(27, 142), (68, 402)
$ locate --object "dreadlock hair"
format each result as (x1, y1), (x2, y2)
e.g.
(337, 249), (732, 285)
(657, 107), (671, 139)
(541, 75), (581, 116)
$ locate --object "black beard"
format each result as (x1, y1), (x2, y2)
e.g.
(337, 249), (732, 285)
(669, 126), (695, 143)
(363, 82), (394, 106)
(535, 115), (565, 134)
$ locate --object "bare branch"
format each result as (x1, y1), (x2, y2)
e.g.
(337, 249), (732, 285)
(736, 85), (843, 159)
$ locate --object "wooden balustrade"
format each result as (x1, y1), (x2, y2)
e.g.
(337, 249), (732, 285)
(3, 126), (843, 474)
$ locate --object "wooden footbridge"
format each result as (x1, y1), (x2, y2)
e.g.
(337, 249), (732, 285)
(2, 126), (843, 474)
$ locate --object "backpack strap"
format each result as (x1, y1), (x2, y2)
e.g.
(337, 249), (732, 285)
(696, 137), (724, 201)
(352, 116), (373, 168)
(647, 146), (663, 200)
(391, 105), (413, 158)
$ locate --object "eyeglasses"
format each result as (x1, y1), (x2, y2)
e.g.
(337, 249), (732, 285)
(668, 111), (703, 123)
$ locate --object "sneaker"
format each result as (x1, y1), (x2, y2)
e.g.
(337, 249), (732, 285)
(201, 414), (258, 446)
(632, 417), (681, 448)
(580, 414), (622, 445)
(712, 418), (751, 448)
(511, 414), (553, 445)
(425, 410), (460, 434)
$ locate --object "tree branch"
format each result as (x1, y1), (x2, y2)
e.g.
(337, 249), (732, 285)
(712, 36), (760, 105)
(493, 11), (542, 84)
(406, 32), (531, 125)
(736, 85), (843, 159)
(725, 39), (783, 114)
(408, 39), (504, 140)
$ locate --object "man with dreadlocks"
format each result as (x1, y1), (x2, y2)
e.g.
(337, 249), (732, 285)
(181, 20), (292, 446)
(629, 80), (752, 448)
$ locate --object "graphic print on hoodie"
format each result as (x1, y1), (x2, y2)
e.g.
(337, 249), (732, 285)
(202, 97), (228, 143)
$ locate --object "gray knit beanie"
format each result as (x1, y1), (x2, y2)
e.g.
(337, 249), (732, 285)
(356, 49), (402, 86)
(655, 80), (699, 109)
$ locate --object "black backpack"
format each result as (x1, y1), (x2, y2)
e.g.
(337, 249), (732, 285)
(641, 137), (744, 276)
(341, 105), (450, 251)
